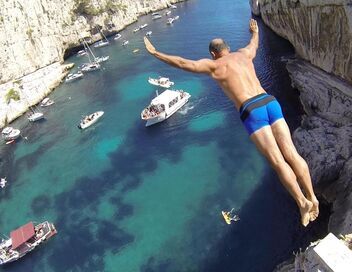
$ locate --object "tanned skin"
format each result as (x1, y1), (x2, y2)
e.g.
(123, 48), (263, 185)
(144, 19), (319, 226)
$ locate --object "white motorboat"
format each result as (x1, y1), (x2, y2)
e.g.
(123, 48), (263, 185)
(94, 55), (110, 63)
(2, 127), (21, 141)
(122, 40), (129, 46)
(133, 27), (140, 33)
(40, 97), (54, 107)
(148, 77), (174, 88)
(145, 31), (152, 37)
(141, 90), (191, 127)
(114, 33), (122, 40)
(0, 221), (57, 265)
(78, 63), (88, 69)
(166, 18), (174, 25)
(93, 40), (109, 48)
(140, 23), (148, 29)
(152, 14), (162, 20)
(0, 178), (7, 188)
(170, 4), (177, 9)
(165, 10), (171, 16)
(81, 63), (101, 72)
(28, 112), (44, 122)
(151, 12), (160, 16)
(78, 111), (104, 129)
(173, 15), (180, 20)
(66, 71), (84, 82)
(77, 49), (87, 57)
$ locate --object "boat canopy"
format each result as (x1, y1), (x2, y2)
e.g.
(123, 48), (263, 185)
(10, 222), (35, 250)
(151, 90), (179, 106)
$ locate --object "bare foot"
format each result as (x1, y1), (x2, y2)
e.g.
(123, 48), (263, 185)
(299, 200), (313, 227)
(309, 197), (319, 222)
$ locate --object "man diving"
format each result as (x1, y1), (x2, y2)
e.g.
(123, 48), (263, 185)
(144, 19), (319, 227)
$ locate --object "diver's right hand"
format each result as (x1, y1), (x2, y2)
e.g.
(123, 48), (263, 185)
(249, 19), (259, 33)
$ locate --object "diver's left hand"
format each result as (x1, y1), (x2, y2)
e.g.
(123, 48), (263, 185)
(144, 37), (157, 55)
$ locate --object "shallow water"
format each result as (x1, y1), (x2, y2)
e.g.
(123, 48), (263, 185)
(0, 0), (328, 271)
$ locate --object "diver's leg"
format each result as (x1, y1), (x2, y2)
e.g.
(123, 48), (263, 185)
(271, 119), (319, 221)
(250, 125), (313, 227)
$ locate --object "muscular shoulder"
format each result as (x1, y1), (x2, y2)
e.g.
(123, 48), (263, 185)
(192, 58), (217, 74)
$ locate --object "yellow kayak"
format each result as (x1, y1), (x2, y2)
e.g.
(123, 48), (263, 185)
(222, 211), (232, 225)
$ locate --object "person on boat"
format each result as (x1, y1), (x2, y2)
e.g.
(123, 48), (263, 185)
(144, 19), (319, 227)
(224, 208), (240, 223)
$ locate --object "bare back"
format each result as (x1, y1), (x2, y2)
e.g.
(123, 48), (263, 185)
(210, 51), (266, 110)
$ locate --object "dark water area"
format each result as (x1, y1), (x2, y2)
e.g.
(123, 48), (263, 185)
(0, 0), (329, 271)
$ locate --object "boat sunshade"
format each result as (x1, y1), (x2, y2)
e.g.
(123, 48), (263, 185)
(10, 222), (35, 250)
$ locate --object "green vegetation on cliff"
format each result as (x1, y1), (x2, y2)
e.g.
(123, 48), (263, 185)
(5, 88), (20, 104)
(72, 0), (128, 17)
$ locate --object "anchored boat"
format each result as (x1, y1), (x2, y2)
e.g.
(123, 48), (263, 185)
(78, 111), (104, 129)
(148, 76), (174, 88)
(28, 112), (44, 122)
(40, 97), (55, 107)
(81, 63), (101, 73)
(0, 221), (57, 265)
(1, 127), (20, 141)
(94, 55), (110, 63)
(167, 18), (174, 25)
(114, 33), (122, 40)
(152, 14), (162, 20)
(77, 49), (87, 57)
(65, 71), (84, 82)
(141, 90), (191, 127)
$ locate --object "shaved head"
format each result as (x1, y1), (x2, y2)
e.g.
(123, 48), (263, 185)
(209, 38), (230, 54)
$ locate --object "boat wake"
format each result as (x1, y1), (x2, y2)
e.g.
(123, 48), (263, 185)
(178, 104), (194, 115)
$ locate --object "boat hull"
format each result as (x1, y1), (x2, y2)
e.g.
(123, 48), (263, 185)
(145, 96), (189, 127)
(0, 221), (57, 265)
(28, 112), (44, 122)
(79, 111), (104, 129)
(2, 128), (21, 141)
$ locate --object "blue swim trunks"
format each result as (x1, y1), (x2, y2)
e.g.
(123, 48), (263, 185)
(239, 93), (284, 135)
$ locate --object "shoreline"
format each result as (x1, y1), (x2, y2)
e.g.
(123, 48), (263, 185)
(0, 62), (73, 128)
(0, 1), (185, 129)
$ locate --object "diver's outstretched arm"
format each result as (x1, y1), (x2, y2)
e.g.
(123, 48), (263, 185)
(239, 19), (259, 59)
(144, 37), (215, 74)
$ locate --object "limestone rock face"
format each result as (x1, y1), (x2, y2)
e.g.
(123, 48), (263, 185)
(249, 0), (352, 83)
(287, 59), (352, 235)
(0, 0), (184, 84)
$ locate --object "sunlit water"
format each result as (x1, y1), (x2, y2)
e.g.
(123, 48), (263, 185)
(0, 0), (328, 271)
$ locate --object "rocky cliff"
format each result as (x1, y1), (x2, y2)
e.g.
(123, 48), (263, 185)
(250, 0), (352, 83)
(250, 0), (352, 235)
(0, 0), (184, 84)
(249, 1), (352, 270)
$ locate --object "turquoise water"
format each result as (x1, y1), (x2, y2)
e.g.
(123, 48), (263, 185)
(0, 0), (328, 271)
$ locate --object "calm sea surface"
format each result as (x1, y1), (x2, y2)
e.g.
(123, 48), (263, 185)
(0, 0), (329, 271)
